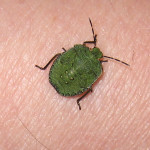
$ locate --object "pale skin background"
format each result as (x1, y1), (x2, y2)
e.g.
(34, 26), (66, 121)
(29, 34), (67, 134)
(0, 0), (150, 150)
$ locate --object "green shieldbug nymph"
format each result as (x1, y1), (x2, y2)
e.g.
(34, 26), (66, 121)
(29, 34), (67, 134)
(35, 18), (129, 110)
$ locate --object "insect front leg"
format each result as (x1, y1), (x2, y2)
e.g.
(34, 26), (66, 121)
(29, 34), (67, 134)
(83, 18), (97, 47)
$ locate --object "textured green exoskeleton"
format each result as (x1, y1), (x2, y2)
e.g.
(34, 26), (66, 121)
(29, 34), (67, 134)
(50, 45), (103, 96)
(35, 18), (129, 110)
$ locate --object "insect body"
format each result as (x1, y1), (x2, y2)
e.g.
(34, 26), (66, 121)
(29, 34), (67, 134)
(35, 18), (129, 110)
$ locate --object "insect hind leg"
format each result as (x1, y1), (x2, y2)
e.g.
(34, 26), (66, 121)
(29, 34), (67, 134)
(77, 87), (92, 110)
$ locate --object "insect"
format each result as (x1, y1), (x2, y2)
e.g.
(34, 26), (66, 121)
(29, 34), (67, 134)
(35, 18), (129, 110)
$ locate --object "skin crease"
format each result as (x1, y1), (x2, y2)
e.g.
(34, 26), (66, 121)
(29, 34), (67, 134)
(0, 0), (150, 150)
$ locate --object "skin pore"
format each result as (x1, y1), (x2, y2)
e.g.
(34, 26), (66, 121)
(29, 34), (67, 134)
(0, 0), (150, 150)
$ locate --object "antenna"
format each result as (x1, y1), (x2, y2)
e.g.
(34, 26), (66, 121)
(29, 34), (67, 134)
(103, 56), (130, 66)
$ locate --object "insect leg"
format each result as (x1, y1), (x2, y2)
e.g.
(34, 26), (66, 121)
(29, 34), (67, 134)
(100, 60), (108, 63)
(83, 18), (97, 47)
(77, 87), (92, 110)
(35, 53), (61, 70)
(62, 47), (66, 52)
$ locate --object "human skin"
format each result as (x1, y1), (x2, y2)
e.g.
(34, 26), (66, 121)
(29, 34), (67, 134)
(0, 0), (150, 150)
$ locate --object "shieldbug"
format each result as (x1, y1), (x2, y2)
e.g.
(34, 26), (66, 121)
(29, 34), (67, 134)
(35, 18), (129, 110)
